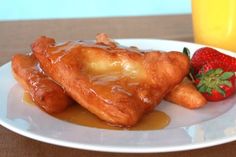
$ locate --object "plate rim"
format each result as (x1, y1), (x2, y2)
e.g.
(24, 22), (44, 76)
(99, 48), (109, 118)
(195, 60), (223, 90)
(1, 116), (236, 153)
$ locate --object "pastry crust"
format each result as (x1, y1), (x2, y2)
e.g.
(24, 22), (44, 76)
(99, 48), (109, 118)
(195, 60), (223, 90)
(11, 54), (72, 113)
(31, 34), (190, 127)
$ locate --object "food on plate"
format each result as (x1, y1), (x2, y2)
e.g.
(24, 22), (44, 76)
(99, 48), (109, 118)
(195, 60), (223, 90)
(14, 34), (233, 128)
(187, 47), (236, 101)
(191, 47), (236, 75)
(164, 78), (207, 109)
(12, 54), (206, 111)
(31, 34), (190, 127)
(11, 54), (72, 113)
(195, 67), (235, 101)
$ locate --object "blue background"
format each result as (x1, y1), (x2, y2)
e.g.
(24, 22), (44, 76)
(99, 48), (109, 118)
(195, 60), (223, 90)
(0, 0), (191, 21)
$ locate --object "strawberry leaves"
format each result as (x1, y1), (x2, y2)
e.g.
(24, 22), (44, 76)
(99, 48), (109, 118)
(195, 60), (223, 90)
(183, 47), (190, 57)
(219, 72), (234, 80)
(196, 68), (234, 96)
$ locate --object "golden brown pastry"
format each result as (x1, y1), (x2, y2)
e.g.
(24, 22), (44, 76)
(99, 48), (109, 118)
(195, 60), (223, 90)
(11, 54), (72, 113)
(165, 78), (207, 109)
(31, 34), (190, 127)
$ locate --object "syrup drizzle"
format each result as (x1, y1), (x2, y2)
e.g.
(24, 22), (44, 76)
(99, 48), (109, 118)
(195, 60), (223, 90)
(23, 93), (170, 131)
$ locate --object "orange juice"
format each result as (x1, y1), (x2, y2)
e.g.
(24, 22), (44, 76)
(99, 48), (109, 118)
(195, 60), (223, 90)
(192, 0), (236, 52)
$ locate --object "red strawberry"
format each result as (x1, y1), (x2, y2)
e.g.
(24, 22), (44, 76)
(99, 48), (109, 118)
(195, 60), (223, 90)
(195, 63), (236, 101)
(191, 47), (236, 74)
(197, 60), (233, 74)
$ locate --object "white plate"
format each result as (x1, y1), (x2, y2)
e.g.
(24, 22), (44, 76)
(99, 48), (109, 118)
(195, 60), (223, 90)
(1, 39), (236, 153)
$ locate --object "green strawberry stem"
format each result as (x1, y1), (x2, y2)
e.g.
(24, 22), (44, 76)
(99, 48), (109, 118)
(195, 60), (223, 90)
(196, 68), (234, 96)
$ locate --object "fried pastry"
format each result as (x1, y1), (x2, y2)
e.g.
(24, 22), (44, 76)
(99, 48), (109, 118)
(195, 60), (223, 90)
(12, 54), (72, 113)
(31, 34), (190, 127)
(165, 78), (207, 109)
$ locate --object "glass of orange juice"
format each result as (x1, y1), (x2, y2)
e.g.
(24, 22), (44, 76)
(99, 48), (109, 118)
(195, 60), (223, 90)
(192, 0), (236, 52)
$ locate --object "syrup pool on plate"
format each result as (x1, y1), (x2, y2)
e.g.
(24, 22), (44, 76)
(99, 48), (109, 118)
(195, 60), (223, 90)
(23, 92), (170, 130)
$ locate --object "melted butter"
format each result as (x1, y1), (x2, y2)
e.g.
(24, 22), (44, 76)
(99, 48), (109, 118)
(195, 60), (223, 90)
(23, 92), (170, 130)
(86, 56), (146, 80)
(53, 104), (170, 131)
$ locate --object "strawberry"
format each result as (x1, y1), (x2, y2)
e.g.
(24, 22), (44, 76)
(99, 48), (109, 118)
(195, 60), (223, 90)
(182, 47), (236, 101)
(195, 63), (236, 101)
(197, 60), (233, 74)
(191, 47), (236, 74)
